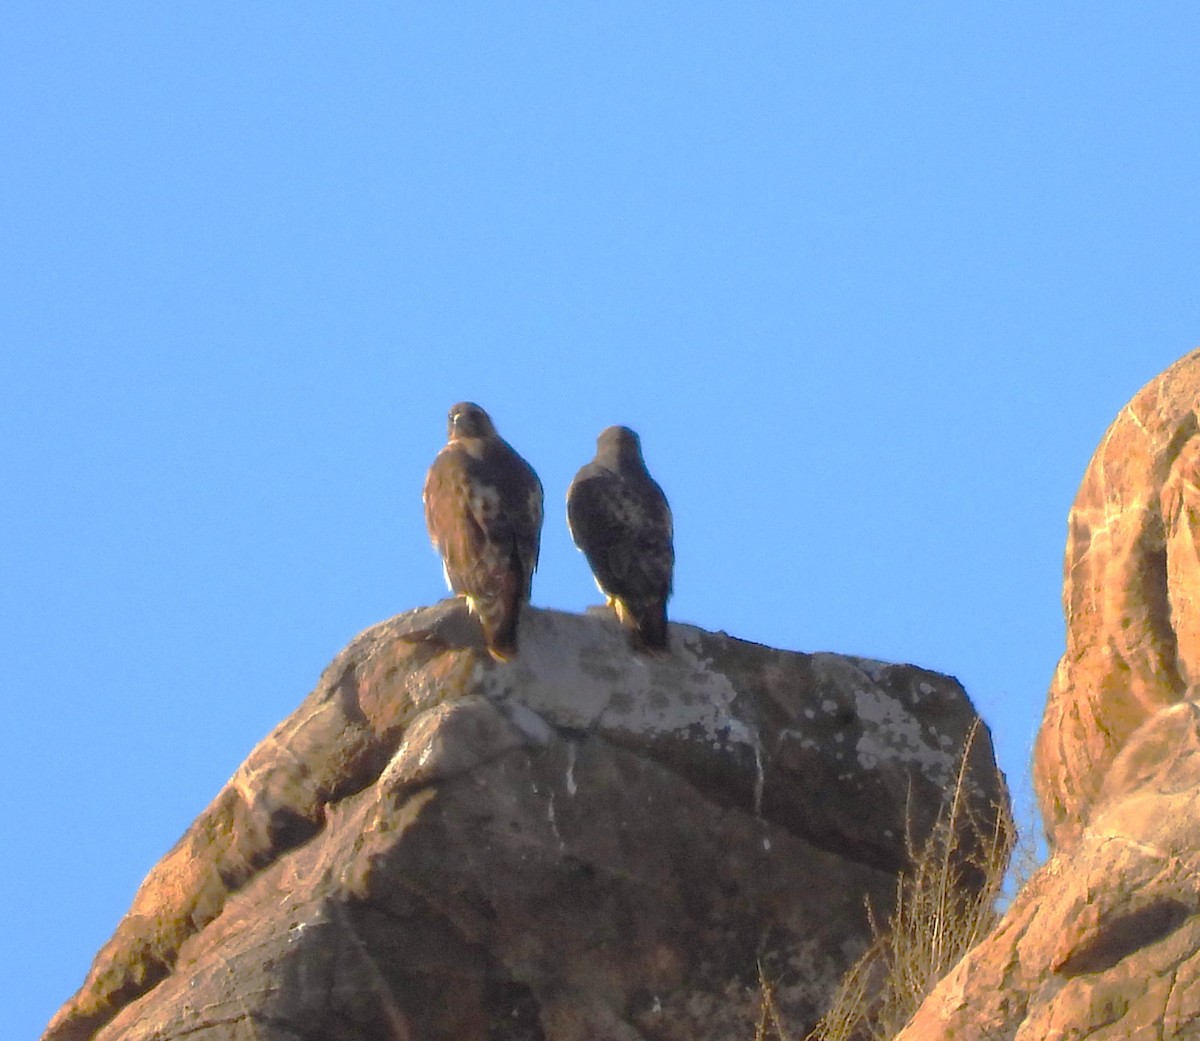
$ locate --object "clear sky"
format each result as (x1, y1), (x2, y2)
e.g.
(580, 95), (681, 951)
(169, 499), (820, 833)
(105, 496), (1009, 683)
(5, 5), (1199, 1038)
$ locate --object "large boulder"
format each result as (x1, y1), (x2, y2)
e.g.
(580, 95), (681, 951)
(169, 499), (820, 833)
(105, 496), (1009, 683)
(895, 349), (1200, 1040)
(43, 603), (1004, 1041)
(1034, 348), (1200, 849)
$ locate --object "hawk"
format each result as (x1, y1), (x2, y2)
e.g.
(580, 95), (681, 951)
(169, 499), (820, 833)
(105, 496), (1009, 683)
(567, 425), (674, 651)
(423, 402), (544, 662)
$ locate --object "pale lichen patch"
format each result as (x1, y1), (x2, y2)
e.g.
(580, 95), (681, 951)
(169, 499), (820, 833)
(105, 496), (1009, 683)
(483, 610), (764, 762)
(852, 684), (957, 784)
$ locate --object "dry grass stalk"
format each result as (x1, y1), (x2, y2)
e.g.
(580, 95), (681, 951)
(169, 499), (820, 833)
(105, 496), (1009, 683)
(802, 720), (1015, 1041)
(754, 961), (795, 1041)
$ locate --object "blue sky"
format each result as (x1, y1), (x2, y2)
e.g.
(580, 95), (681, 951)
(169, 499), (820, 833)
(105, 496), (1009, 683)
(5, 5), (1199, 1038)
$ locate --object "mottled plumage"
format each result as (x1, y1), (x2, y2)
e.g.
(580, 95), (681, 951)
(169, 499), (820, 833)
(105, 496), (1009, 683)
(567, 425), (674, 651)
(423, 402), (544, 661)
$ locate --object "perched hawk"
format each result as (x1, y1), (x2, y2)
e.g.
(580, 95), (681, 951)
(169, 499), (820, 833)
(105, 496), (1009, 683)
(423, 402), (544, 662)
(567, 425), (674, 651)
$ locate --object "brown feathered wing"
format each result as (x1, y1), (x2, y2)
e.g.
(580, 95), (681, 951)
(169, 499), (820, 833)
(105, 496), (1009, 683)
(567, 462), (673, 650)
(424, 438), (542, 660)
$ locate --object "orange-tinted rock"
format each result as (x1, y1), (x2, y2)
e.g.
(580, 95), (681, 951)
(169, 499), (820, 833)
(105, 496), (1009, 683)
(897, 349), (1200, 1041)
(1034, 348), (1200, 849)
(43, 604), (1003, 1041)
(895, 700), (1200, 1041)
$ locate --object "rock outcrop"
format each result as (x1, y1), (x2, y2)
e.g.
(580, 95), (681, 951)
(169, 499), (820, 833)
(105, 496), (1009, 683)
(44, 603), (1003, 1041)
(896, 349), (1200, 1040)
(1035, 348), (1200, 849)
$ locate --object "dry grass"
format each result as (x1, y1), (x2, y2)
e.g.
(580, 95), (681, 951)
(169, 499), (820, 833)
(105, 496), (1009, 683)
(754, 961), (792, 1041)
(1002, 772), (1047, 906)
(756, 722), (1018, 1041)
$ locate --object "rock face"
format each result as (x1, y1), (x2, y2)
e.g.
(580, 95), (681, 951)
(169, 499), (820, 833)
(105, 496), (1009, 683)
(895, 349), (1200, 1040)
(1034, 348), (1200, 849)
(894, 699), (1200, 1041)
(43, 604), (1004, 1041)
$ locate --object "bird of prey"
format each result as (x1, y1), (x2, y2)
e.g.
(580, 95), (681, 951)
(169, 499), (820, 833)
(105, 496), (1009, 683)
(567, 425), (674, 651)
(423, 402), (544, 662)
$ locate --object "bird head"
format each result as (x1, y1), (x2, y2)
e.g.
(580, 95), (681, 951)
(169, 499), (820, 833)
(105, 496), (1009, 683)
(596, 425), (643, 466)
(447, 402), (497, 440)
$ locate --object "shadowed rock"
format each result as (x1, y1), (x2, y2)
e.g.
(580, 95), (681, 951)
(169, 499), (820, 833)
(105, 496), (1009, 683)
(43, 603), (1004, 1041)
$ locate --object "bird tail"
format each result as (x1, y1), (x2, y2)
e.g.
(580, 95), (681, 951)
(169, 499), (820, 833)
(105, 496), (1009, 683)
(613, 597), (670, 653)
(469, 569), (524, 662)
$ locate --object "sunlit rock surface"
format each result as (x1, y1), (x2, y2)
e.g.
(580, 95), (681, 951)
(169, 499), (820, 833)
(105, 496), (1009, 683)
(898, 348), (1200, 1041)
(1035, 347), (1200, 849)
(44, 603), (1003, 1041)
(896, 700), (1200, 1041)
